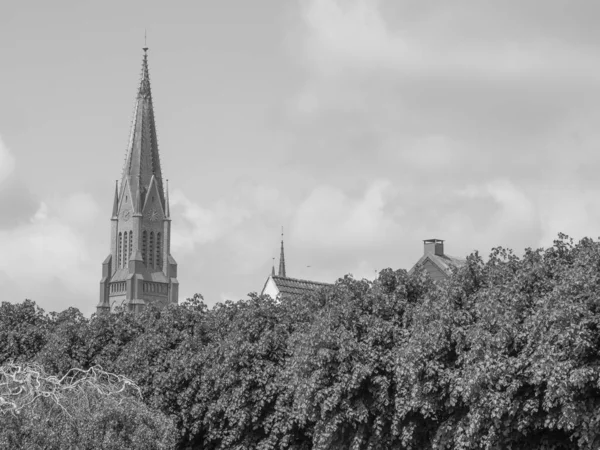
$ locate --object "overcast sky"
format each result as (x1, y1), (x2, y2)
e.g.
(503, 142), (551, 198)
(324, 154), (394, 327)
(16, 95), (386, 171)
(2, 0), (600, 314)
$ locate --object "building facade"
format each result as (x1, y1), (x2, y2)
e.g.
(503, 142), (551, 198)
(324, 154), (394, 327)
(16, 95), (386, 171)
(409, 238), (465, 281)
(97, 48), (178, 314)
(261, 234), (331, 300)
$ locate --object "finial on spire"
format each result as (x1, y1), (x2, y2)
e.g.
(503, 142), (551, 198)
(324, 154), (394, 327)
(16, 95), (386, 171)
(143, 29), (148, 52)
(278, 226), (286, 278)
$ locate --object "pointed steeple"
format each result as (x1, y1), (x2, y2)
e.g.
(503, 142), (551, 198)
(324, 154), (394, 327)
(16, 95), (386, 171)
(99, 44), (179, 315)
(122, 47), (165, 212)
(111, 180), (119, 218)
(271, 257), (275, 276)
(278, 227), (286, 278)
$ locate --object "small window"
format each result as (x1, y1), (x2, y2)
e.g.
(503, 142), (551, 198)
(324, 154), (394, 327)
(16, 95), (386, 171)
(118, 232), (123, 268)
(123, 232), (128, 268)
(142, 231), (147, 265)
(149, 232), (154, 269)
(156, 232), (162, 269)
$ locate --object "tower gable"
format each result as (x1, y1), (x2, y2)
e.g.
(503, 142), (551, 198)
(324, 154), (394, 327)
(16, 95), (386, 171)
(142, 175), (165, 222)
(117, 178), (135, 219)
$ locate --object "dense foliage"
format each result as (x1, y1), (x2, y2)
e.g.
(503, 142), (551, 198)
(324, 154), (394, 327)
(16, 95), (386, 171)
(2, 233), (600, 449)
(0, 363), (177, 449)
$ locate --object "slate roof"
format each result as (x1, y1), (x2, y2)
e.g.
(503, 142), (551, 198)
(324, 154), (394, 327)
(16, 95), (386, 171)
(409, 252), (466, 276)
(271, 275), (332, 299)
(110, 267), (169, 283)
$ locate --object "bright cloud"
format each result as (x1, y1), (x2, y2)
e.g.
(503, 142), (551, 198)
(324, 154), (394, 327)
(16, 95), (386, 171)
(0, 135), (15, 185)
(170, 188), (251, 254)
(300, 0), (600, 80)
(0, 131), (100, 312)
(170, 184), (292, 256)
(55, 192), (101, 227)
(292, 179), (398, 250)
(449, 179), (540, 252)
(0, 195), (100, 313)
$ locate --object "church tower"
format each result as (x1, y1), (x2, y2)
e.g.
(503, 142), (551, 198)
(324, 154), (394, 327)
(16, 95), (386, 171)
(97, 47), (179, 314)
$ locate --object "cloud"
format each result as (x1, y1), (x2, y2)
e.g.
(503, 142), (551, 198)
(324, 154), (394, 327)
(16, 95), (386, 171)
(0, 134), (15, 185)
(0, 187), (101, 313)
(536, 187), (600, 248)
(170, 188), (251, 254)
(450, 179), (540, 251)
(170, 184), (292, 255)
(281, 0), (600, 268)
(0, 202), (89, 281)
(168, 183), (296, 302)
(292, 179), (398, 250)
(292, 0), (600, 148)
(54, 192), (101, 227)
(0, 133), (102, 312)
(299, 0), (600, 80)
(301, 0), (410, 76)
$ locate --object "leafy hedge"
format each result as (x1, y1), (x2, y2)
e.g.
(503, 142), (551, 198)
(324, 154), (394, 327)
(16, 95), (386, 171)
(2, 233), (600, 449)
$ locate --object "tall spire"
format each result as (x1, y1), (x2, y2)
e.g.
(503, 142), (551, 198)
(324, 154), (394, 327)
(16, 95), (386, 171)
(122, 47), (165, 212)
(99, 44), (179, 316)
(278, 227), (286, 278)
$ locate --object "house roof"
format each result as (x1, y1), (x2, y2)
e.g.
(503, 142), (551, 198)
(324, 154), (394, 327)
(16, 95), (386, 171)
(270, 275), (332, 299)
(409, 252), (466, 276)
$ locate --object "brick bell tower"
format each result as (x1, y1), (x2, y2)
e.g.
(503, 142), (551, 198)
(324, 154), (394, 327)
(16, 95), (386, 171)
(97, 47), (178, 314)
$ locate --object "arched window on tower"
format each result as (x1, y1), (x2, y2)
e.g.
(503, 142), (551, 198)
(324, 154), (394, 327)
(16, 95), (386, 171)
(129, 230), (133, 263)
(123, 232), (128, 268)
(118, 232), (122, 268)
(149, 232), (154, 269)
(156, 232), (162, 269)
(142, 231), (147, 265)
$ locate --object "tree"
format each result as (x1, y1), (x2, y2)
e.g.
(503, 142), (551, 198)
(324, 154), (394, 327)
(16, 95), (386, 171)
(0, 363), (177, 449)
(0, 300), (50, 365)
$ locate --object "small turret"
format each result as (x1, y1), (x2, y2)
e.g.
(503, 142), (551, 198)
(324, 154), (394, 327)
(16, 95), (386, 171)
(278, 227), (286, 278)
(111, 180), (119, 218)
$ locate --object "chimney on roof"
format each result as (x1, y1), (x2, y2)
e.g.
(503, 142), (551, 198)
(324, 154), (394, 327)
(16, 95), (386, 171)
(424, 238), (444, 256)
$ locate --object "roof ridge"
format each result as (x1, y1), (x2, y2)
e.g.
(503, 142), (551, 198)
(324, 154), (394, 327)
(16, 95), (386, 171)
(272, 274), (332, 286)
(439, 253), (466, 262)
